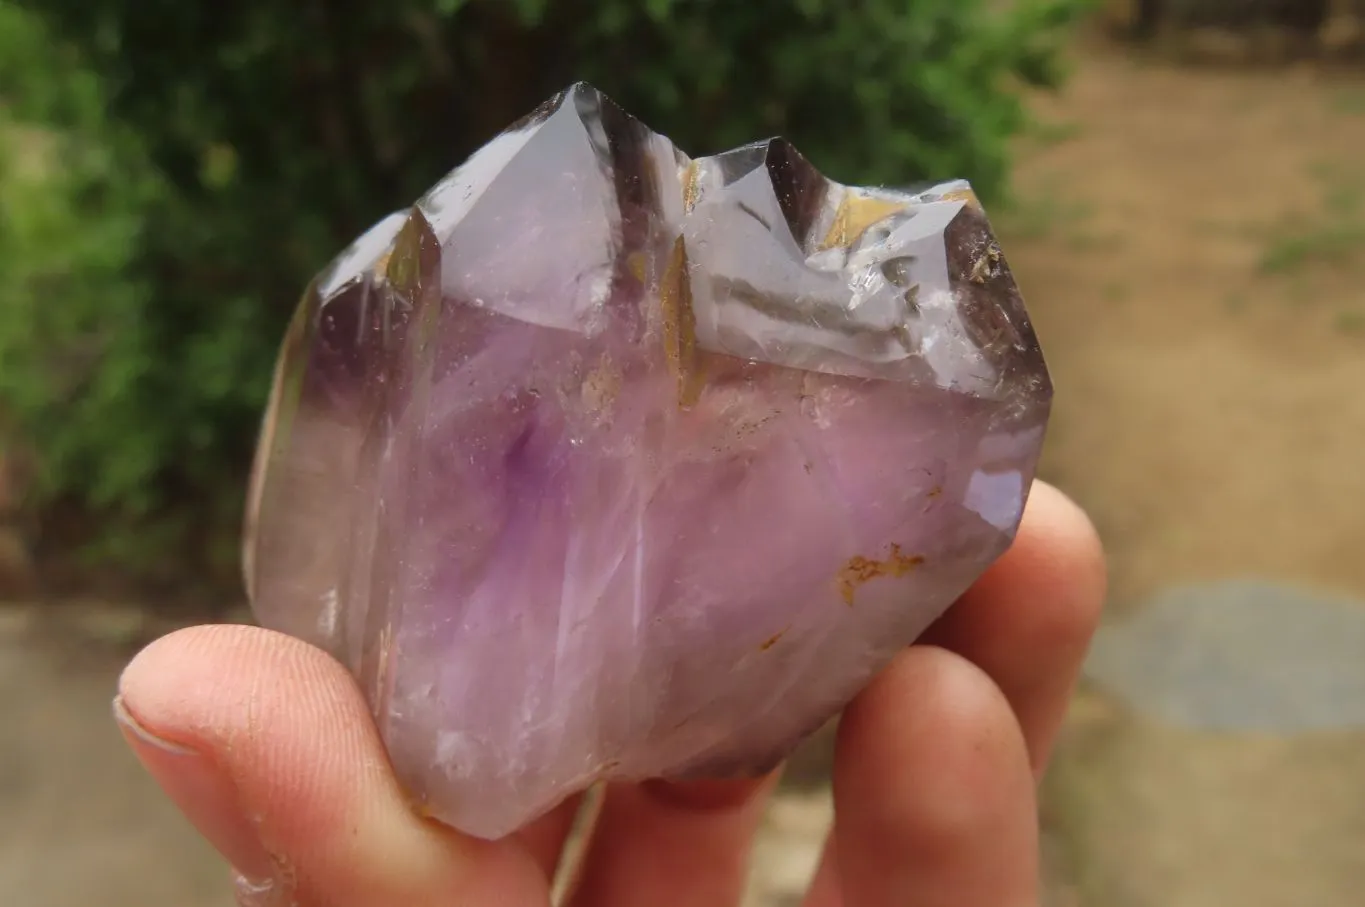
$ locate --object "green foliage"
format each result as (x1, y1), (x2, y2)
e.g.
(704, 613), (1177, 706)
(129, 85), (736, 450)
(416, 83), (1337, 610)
(1, 0), (1089, 572)
(0, 3), (171, 516)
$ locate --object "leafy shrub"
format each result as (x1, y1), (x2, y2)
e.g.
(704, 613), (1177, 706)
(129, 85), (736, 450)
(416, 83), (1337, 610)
(0, 4), (178, 560)
(1, 0), (1090, 576)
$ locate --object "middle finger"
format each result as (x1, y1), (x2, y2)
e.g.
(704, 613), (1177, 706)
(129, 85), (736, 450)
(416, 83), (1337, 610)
(565, 774), (777, 907)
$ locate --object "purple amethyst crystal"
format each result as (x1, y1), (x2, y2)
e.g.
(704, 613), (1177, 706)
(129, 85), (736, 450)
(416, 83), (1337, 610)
(243, 83), (1052, 840)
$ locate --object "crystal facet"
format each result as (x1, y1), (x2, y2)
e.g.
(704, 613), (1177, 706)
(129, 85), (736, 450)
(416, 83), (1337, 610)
(244, 84), (1052, 840)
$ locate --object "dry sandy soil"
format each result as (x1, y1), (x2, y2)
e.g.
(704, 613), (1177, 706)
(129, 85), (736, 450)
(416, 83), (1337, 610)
(4, 38), (1365, 907)
(1011, 41), (1365, 907)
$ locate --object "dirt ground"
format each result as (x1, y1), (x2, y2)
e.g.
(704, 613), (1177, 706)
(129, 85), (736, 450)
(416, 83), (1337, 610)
(4, 37), (1365, 907)
(1015, 44), (1365, 612)
(1009, 40), (1365, 907)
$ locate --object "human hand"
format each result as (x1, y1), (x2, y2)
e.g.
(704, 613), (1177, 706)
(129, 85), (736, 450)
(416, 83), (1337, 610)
(113, 480), (1104, 907)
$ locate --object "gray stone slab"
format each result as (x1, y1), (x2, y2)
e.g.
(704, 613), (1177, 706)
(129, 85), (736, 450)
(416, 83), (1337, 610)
(1084, 579), (1365, 731)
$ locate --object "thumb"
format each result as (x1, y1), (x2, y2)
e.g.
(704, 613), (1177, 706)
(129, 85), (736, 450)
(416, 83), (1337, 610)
(114, 624), (548, 906)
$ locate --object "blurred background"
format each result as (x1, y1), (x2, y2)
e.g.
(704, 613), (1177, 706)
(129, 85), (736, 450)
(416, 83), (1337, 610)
(2, 1), (1364, 904)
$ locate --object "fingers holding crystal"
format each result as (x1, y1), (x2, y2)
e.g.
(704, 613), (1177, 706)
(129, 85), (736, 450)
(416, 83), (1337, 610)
(564, 775), (778, 907)
(820, 645), (1040, 907)
(921, 479), (1106, 777)
(114, 625), (550, 907)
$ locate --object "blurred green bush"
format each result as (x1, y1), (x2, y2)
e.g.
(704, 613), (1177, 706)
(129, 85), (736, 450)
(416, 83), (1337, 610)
(0, 0), (1089, 578)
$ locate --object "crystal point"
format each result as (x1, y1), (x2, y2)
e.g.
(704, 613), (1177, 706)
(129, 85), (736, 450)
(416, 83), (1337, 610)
(244, 83), (1052, 839)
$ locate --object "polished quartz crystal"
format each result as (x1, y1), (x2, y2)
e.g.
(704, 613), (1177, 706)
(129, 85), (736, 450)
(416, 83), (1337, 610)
(244, 83), (1052, 840)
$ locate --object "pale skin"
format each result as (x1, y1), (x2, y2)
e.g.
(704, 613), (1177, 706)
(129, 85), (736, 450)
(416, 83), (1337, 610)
(114, 479), (1105, 907)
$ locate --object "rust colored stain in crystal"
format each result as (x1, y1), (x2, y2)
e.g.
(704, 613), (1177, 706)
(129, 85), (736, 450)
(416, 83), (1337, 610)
(659, 235), (702, 408)
(759, 629), (788, 651)
(818, 193), (907, 251)
(682, 161), (702, 213)
(839, 545), (926, 605)
(969, 244), (1003, 285)
(626, 250), (648, 284)
(939, 187), (983, 210)
(581, 354), (622, 421)
(372, 248), (394, 278)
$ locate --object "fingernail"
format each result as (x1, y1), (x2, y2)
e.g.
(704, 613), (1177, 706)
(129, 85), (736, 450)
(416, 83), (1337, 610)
(113, 695), (278, 888)
(233, 870), (289, 907)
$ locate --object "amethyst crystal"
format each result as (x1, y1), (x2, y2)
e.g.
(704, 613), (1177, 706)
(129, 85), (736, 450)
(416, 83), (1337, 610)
(244, 84), (1051, 840)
